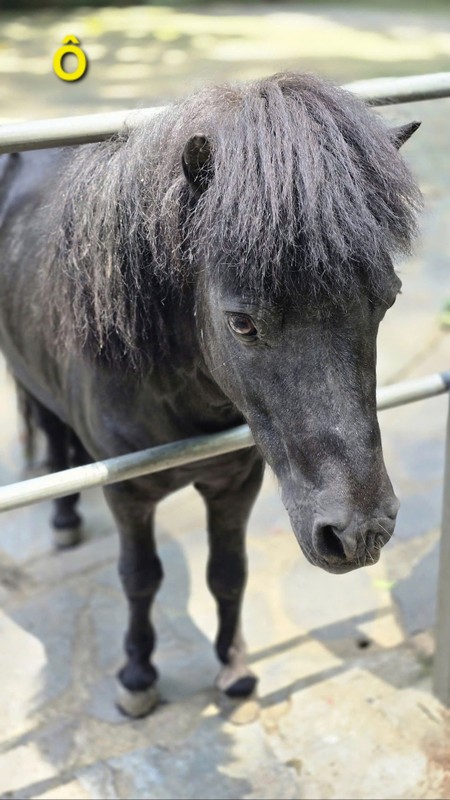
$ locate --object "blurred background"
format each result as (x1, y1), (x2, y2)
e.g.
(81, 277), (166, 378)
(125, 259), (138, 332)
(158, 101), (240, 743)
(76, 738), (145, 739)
(1, 3), (450, 799)
(1, 1), (450, 117)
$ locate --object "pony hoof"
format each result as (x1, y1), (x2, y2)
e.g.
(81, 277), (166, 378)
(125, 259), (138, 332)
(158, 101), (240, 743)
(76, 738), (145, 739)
(53, 526), (82, 549)
(216, 664), (258, 698)
(115, 680), (159, 718)
(224, 675), (258, 698)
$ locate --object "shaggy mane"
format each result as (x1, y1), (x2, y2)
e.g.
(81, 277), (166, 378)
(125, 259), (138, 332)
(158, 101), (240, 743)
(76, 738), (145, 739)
(38, 72), (421, 369)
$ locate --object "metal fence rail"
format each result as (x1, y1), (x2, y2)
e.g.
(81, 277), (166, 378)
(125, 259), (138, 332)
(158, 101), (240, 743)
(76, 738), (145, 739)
(0, 71), (449, 154)
(1, 70), (450, 707)
(0, 371), (449, 514)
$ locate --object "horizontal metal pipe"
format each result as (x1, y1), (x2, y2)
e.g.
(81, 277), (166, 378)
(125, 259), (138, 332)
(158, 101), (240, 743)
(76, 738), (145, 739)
(376, 370), (450, 410)
(0, 107), (163, 155)
(0, 371), (449, 514)
(0, 425), (254, 513)
(0, 72), (449, 155)
(346, 71), (450, 106)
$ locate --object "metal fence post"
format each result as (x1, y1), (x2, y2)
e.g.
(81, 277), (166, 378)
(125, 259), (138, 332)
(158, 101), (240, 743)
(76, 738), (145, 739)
(433, 394), (450, 705)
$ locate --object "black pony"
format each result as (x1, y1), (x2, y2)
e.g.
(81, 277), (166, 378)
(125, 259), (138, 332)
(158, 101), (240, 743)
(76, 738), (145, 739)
(0, 73), (420, 716)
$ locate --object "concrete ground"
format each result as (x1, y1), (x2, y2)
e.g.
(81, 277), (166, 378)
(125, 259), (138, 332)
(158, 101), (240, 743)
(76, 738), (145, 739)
(1, 3), (450, 799)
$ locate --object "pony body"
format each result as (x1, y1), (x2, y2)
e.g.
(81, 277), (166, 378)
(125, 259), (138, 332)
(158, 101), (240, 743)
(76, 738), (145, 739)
(0, 73), (420, 715)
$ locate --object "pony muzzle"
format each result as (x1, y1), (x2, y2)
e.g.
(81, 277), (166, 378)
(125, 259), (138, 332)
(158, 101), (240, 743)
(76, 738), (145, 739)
(310, 506), (398, 573)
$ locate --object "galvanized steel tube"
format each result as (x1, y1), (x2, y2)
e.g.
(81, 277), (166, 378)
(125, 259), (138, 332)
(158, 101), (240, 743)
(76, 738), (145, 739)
(346, 71), (450, 106)
(0, 425), (254, 513)
(0, 371), (449, 513)
(0, 107), (163, 155)
(0, 72), (449, 155)
(376, 370), (450, 410)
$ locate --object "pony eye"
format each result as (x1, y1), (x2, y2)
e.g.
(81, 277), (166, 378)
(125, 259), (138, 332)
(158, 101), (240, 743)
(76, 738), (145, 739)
(227, 314), (257, 337)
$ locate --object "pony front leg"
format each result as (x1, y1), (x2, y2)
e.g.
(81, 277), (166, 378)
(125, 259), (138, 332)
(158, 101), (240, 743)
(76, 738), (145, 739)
(196, 454), (264, 698)
(103, 483), (162, 718)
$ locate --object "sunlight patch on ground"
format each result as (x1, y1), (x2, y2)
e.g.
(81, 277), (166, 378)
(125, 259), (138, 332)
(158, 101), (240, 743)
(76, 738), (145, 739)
(197, 20), (450, 64)
(116, 45), (149, 63)
(1, 21), (35, 41)
(0, 53), (49, 75)
(2, 7), (450, 90)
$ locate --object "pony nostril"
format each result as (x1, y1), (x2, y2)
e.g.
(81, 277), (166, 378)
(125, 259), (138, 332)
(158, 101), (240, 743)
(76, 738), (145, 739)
(313, 515), (394, 566)
(317, 525), (346, 562)
(385, 497), (400, 520)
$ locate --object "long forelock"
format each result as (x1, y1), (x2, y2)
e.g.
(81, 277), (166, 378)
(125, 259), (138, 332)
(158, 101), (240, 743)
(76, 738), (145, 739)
(187, 73), (421, 301)
(40, 72), (421, 369)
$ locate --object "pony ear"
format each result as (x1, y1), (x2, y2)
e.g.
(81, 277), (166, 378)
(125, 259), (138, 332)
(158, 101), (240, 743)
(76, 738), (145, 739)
(182, 135), (212, 195)
(391, 121), (421, 149)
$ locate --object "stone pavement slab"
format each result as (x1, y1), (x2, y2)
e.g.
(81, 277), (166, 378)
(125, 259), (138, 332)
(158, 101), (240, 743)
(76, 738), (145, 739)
(0, 463), (447, 799)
